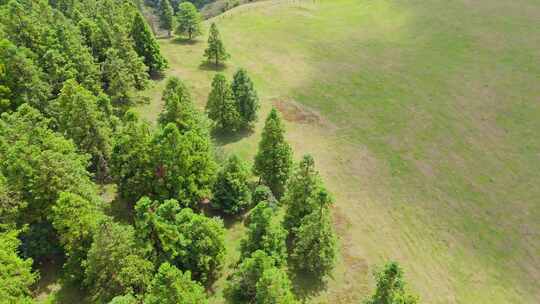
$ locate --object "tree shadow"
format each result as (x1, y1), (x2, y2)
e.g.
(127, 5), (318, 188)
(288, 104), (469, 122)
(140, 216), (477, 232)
(212, 128), (254, 146)
(288, 268), (328, 301)
(201, 203), (248, 229)
(199, 61), (227, 72)
(173, 37), (199, 45)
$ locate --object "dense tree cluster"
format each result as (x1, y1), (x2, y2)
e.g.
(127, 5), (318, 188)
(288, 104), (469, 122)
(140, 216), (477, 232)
(0, 1), (418, 303)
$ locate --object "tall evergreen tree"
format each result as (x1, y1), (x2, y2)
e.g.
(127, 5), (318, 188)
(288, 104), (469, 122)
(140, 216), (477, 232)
(253, 108), (293, 198)
(0, 230), (38, 304)
(131, 12), (168, 75)
(231, 68), (259, 128)
(151, 123), (216, 207)
(53, 80), (113, 182)
(283, 154), (322, 233)
(212, 154), (251, 215)
(176, 2), (202, 40)
(255, 268), (297, 304)
(160, 0), (175, 37)
(111, 111), (154, 203)
(203, 23), (230, 66)
(290, 190), (337, 281)
(145, 263), (208, 304)
(365, 262), (419, 304)
(158, 77), (207, 135)
(0, 39), (50, 113)
(240, 201), (287, 266)
(206, 73), (240, 131)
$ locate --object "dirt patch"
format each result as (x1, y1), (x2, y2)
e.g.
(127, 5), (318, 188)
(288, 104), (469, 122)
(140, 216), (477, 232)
(272, 98), (336, 129)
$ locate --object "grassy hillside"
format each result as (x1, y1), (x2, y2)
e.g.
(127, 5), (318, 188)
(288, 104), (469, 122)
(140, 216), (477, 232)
(137, 0), (540, 303)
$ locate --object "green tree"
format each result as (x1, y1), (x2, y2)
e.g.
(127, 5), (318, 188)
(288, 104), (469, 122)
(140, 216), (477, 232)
(176, 2), (202, 40)
(225, 250), (276, 303)
(283, 154), (322, 233)
(0, 105), (99, 259)
(252, 185), (276, 206)
(111, 111), (154, 204)
(52, 79), (113, 182)
(151, 123), (216, 207)
(0, 39), (50, 113)
(158, 77), (207, 135)
(84, 219), (154, 302)
(212, 154), (251, 215)
(0, 174), (26, 231)
(145, 262), (208, 304)
(231, 68), (259, 128)
(203, 22), (230, 66)
(50, 192), (103, 283)
(206, 73), (240, 131)
(255, 268), (297, 304)
(160, 0), (175, 37)
(365, 262), (419, 304)
(0, 230), (38, 304)
(240, 202), (287, 266)
(134, 199), (226, 284)
(108, 294), (137, 304)
(131, 12), (168, 75)
(253, 108), (293, 198)
(289, 196), (337, 280)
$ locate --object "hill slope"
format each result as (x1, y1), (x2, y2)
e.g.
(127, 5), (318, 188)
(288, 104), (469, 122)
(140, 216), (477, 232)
(138, 0), (540, 302)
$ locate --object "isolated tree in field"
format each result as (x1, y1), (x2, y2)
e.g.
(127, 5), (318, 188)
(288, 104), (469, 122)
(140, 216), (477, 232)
(160, 0), (175, 37)
(240, 201), (287, 266)
(283, 154), (322, 232)
(253, 108), (293, 198)
(206, 73), (240, 131)
(176, 2), (202, 40)
(151, 123), (216, 207)
(203, 22), (230, 66)
(290, 190), (337, 280)
(255, 268), (297, 304)
(231, 68), (259, 128)
(0, 230), (38, 304)
(50, 192), (103, 283)
(53, 80), (113, 182)
(145, 263), (208, 304)
(131, 12), (168, 75)
(212, 154), (251, 215)
(365, 262), (419, 304)
(84, 219), (154, 302)
(111, 111), (154, 203)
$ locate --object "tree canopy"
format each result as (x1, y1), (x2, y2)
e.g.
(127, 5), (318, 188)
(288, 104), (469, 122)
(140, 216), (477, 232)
(176, 2), (202, 40)
(365, 262), (419, 304)
(203, 23), (230, 66)
(231, 68), (259, 128)
(212, 154), (252, 215)
(145, 262), (208, 304)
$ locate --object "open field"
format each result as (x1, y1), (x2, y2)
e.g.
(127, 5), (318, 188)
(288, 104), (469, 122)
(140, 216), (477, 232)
(137, 0), (540, 303)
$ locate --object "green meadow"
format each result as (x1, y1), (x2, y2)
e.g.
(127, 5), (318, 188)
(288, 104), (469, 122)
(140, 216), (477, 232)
(137, 0), (540, 303)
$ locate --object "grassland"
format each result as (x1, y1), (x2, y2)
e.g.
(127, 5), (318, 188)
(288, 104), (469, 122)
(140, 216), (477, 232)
(137, 0), (540, 303)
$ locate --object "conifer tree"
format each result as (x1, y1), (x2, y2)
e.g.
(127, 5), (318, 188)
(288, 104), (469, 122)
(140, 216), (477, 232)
(253, 108), (293, 198)
(206, 73), (240, 131)
(53, 80), (113, 182)
(225, 250), (275, 302)
(283, 154), (322, 232)
(145, 263), (208, 304)
(255, 268), (297, 304)
(203, 23), (230, 66)
(158, 77), (206, 135)
(111, 111), (154, 203)
(151, 123), (216, 207)
(176, 2), (202, 40)
(365, 262), (419, 304)
(290, 190), (337, 281)
(131, 12), (168, 75)
(231, 68), (259, 128)
(240, 201), (287, 266)
(160, 0), (175, 37)
(212, 154), (251, 215)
